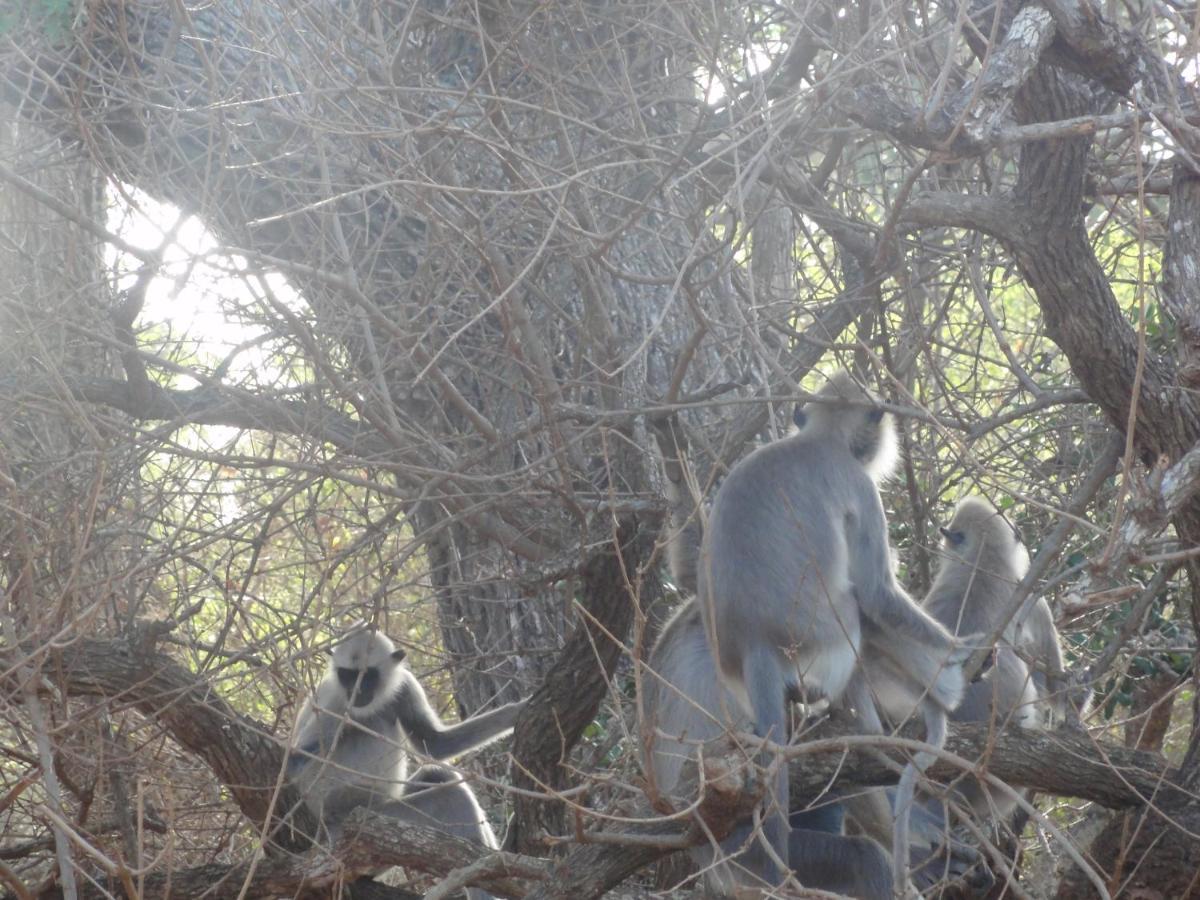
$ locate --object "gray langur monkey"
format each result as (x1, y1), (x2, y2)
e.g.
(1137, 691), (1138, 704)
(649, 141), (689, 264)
(924, 496), (1042, 731)
(928, 496), (1077, 725)
(926, 498), (1057, 828)
(287, 629), (524, 898)
(865, 497), (1047, 851)
(643, 599), (894, 899)
(868, 498), (1041, 733)
(648, 416), (891, 897)
(698, 371), (978, 890)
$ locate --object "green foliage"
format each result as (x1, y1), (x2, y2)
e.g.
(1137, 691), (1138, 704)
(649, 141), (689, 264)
(1095, 578), (1189, 723)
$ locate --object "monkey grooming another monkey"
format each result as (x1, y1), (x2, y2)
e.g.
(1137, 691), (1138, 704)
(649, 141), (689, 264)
(698, 370), (978, 891)
(288, 629), (524, 899)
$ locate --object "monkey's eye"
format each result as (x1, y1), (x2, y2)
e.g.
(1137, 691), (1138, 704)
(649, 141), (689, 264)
(939, 527), (966, 547)
(867, 408), (884, 424)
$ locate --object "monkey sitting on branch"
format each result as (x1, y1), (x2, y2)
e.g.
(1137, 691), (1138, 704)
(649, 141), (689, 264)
(868, 496), (1071, 891)
(287, 628), (524, 899)
(697, 370), (981, 892)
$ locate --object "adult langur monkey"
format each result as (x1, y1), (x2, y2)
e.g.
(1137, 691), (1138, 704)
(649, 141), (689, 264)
(288, 629), (524, 899)
(924, 497), (1047, 822)
(928, 500), (1071, 820)
(696, 371), (980, 891)
(865, 498), (1042, 796)
(926, 498), (1044, 715)
(649, 413), (892, 896)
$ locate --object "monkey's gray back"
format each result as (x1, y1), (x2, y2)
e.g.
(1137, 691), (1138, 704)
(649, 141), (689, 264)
(700, 433), (881, 698)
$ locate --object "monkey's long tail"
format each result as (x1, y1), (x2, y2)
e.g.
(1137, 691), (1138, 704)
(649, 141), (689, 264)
(892, 702), (947, 899)
(744, 648), (790, 887)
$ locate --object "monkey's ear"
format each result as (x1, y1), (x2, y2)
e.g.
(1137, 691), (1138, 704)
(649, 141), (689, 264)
(792, 406), (807, 429)
(391, 647), (407, 663)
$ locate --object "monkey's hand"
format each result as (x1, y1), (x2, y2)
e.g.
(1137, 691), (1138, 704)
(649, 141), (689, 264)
(953, 632), (999, 684)
(973, 647), (998, 682)
(927, 634), (990, 712)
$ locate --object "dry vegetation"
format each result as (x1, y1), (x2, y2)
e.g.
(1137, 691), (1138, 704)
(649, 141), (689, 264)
(1, 0), (1199, 897)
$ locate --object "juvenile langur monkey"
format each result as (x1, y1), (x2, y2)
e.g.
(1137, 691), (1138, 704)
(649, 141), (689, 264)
(288, 628), (524, 897)
(926, 496), (1074, 726)
(866, 498), (1048, 834)
(925, 496), (1043, 729)
(698, 371), (978, 890)
(643, 599), (894, 899)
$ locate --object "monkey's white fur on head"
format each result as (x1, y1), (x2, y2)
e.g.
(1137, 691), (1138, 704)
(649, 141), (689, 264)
(324, 629), (407, 719)
(795, 370), (900, 484)
(939, 497), (1030, 580)
(332, 628), (397, 668)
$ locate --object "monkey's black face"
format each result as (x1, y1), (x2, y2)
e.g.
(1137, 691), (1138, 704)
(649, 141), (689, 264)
(939, 526), (966, 548)
(337, 666), (381, 707)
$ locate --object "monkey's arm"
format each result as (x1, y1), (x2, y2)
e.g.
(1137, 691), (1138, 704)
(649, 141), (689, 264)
(1019, 596), (1073, 720)
(849, 503), (961, 653)
(393, 672), (526, 761)
(286, 691), (350, 774)
(1021, 597), (1065, 677)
